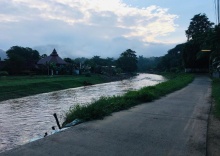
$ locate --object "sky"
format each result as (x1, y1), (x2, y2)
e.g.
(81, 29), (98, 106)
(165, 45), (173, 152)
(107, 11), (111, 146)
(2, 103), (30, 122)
(0, 0), (216, 59)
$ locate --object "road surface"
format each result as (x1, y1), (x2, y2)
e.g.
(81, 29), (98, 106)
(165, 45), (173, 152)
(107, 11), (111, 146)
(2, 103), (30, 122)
(1, 75), (211, 156)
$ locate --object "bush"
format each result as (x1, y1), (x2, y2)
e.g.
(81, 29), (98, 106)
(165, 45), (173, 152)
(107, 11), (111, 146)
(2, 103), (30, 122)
(0, 71), (9, 76)
(212, 79), (220, 118)
(85, 73), (91, 77)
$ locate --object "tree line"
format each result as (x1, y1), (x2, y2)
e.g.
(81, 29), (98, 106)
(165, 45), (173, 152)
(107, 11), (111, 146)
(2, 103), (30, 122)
(158, 13), (220, 73)
(0, 47), (141, 75)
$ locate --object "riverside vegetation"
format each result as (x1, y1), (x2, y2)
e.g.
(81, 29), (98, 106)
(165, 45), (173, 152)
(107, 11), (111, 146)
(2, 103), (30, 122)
(212, 79), (220, 118)
(63, 73), (194, 126)
(0, 75), (105, 102)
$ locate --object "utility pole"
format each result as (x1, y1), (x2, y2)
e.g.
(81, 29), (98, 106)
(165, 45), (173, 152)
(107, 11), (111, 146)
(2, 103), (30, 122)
(218, 0), (220, 24)
(216, 0), (220, 24)
(214, 0), (220, 24)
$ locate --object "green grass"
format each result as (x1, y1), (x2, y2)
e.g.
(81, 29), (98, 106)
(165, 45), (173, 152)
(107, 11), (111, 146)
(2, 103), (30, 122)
(63, 73), (194, 126)
(0, 75), (105, 102)
(212, 78), (220, 118)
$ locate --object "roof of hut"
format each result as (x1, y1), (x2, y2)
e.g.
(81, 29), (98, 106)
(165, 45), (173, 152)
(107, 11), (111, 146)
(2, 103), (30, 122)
(37, 49), (67, 65)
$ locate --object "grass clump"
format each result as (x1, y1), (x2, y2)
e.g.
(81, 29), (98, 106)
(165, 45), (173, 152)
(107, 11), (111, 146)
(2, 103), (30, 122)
(63, 73), (194, 126)
(212, 78), (220, 118)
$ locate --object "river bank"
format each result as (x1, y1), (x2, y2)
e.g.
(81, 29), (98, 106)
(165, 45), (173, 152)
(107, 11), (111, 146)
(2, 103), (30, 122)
(0, 74), (134, 102)
(1, 74), (211, 156)
(63, 73), (194, 125)
(0, 73), (161, 153)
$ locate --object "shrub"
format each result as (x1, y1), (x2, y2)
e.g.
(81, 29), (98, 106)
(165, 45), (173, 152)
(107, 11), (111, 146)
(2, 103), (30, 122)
(0, 71), (9, 76)
(85, 73), (91, 77)
(212, 79), (220, 118)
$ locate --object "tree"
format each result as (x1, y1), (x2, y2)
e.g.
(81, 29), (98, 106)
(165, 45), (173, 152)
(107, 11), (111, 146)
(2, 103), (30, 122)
(137, 56), (148, 72)
(63, 58), (75, 74)
(185, 13), (214, 41)
(41, 54), (47, 59)
(182, 41), (200, 68)
(205, 24), (220, 73)
(83, 56), (116, 74)
(183, 14), (214, 70)
(74, 57), (88, 69)
(5, 46), (40, 74)
(155, 44), (185, 72)
(137, 56), (159, 72)
(116, 49), (138, 72)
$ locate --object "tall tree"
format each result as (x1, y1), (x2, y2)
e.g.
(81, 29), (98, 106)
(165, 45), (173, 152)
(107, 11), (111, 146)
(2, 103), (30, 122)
(185, 13), (214, 41)
(5, 46), (40, 74)
(184, 14), (214, 70)
(117, 49), (138, 72)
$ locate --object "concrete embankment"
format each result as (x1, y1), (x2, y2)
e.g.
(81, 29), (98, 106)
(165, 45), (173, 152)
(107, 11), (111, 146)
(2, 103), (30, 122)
(0, 75), (211, 156)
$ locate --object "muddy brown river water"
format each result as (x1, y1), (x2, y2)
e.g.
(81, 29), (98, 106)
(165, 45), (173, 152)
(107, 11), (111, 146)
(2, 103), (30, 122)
(0, 74), (165, 153)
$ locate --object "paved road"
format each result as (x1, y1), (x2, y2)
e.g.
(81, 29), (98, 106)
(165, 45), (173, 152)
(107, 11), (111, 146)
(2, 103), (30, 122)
(1, 75), (211, 156)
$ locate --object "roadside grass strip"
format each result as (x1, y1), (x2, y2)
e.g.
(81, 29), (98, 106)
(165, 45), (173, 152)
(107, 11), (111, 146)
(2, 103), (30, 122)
(212, 78), (220, 118)
(63, 74), (194, 126)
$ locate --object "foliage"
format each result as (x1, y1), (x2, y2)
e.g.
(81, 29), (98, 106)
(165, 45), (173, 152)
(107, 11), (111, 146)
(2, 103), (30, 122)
(182, 14), (214, 70)
(84, 56), (115, 74)
(116, 49), (138, 72)
(63, 74), (194, 125)
(208, 25), (220, 72)
(182, 40), (201, 68)
(63, 58), (76, 74)
(40, 54), (47, 59)
(4, 46), (40, 74)
(157, 44), (185, 72)
(155, 14), (215, 72)
(0, 71), (8, 76)
(185, 13), (214, 41)
(212, 79), (220, 118)
(154, 32), (212, 72)
(137, 56), (161, 72)
(85, 73), (91, 77)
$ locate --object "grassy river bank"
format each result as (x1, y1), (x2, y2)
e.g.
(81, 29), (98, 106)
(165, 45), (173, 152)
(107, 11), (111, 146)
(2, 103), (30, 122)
(0, 74), (136, 102)
(0, 75), (106, 102)
(63, 73), (194, 126)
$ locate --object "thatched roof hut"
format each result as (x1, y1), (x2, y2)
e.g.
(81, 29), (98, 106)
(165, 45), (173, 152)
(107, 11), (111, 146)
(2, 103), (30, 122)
(37, 49), (67, 65)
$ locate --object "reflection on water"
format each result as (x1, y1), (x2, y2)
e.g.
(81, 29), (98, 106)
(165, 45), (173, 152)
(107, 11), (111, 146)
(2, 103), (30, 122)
(0, 74), (165, 153)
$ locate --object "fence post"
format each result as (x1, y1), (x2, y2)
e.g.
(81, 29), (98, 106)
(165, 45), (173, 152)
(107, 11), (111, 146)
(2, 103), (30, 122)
(53, 113), (61, 129)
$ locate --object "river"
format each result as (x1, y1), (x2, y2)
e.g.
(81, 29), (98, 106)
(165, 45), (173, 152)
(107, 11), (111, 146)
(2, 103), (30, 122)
(0, 73), (165, 153)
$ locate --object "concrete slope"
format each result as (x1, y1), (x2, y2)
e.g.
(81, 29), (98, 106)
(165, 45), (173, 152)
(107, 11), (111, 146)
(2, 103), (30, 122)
(1, 75), (211, 156)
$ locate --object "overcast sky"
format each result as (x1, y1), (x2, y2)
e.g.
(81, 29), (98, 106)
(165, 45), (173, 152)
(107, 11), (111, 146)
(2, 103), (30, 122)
(0, 0), (215, 59)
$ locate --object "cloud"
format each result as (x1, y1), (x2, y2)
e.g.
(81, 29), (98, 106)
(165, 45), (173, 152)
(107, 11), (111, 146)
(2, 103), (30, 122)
(0, 0), (179, 58)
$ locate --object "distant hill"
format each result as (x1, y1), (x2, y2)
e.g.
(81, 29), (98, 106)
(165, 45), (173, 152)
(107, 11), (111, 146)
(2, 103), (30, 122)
(0, 49), (6, 60)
